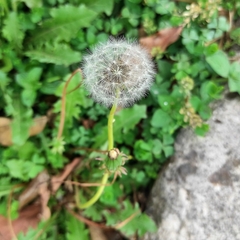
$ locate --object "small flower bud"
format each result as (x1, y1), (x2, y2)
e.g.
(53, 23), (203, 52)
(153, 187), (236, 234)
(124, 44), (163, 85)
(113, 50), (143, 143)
(82, 38), (155, 107)
(108, 148), (120, 160)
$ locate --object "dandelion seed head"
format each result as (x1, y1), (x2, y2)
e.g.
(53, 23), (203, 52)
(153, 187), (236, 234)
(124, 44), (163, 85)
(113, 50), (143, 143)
(82, 38), (155, 107)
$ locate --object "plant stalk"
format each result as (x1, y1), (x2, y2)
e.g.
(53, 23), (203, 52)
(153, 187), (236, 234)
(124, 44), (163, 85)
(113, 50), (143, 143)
(78, 101), (118, 209)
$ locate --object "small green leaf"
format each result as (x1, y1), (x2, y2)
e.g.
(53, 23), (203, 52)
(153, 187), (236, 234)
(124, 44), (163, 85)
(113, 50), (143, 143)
(199, 104), (212, 120)
(66, 212), (89, 240)
(16, 67), (42, 90)
(230, 28), (240, 44)
(163, 145), (174, 157)
(83, 205), (103, 222)
(21, 89), (37, 107)
(151, 109), (172, 128)
(2, 12), (25, 49)
(100, 184), (123, 206)
(228, 62), (240, 94)
(152, 139), (162, 155)
(200, 81), (223, 102)
(115, 105), (147, 133)
(0, 71), (10, 90)
(194, 123), (209, 136)
(163, 134), (174, 145)
(206, 51), (230, 77)
(134, 140), (152, 162)
(10, 101), (33, 146)
(190, 96), (201, 110)
(6, 160), (43, 181)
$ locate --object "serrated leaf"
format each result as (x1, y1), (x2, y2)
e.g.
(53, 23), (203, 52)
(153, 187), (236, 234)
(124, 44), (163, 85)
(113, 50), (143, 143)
(83, 205), (103, 222)
(93, 105), (147, 147)
(5, 160), (43, 181)
(10, 100), (33, 146)
(16, 67), (42, 89)
(103, 200), (157, 237)
(2, 12), (25, 49)
(29, 5), (97, 43)
(206, 51), (230, 77)
(66, 212), (89, 240)
(25, 44), (81, 66)
(81, 0), (114, 16)
(0, 71), (11, 90)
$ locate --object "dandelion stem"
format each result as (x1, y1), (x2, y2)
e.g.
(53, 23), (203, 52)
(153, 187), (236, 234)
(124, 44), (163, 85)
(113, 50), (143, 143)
(77, 172), (109, 209)
(77, 102), (118, 209)
(108, 102), (118, 150)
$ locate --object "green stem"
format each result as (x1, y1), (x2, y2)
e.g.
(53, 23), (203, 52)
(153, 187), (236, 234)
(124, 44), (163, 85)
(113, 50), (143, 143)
(77, 102), (118, 209)
(77, 172), (109, 209)
(108, 103), (118, 150)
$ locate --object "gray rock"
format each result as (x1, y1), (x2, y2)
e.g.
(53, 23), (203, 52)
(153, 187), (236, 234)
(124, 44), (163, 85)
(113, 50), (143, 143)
(143, 95), (240, 240)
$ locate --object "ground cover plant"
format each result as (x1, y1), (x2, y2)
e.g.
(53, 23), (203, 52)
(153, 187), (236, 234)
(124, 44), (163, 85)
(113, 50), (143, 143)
(0, 0), (240, 239)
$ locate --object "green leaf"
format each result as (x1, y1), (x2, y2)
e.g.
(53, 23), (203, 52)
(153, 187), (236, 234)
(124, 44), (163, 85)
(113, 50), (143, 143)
(10, 101), (33, 146)
(0, 71), (10, 90)
(83, 205), (103, 222)
(25, 44), (81, 66)
(200, 81), (223, 102)
(29, 5), (97, 43)
(129, 214), (157, 237)
(134, 140), (153, 162)
(0, 200), (19, 219)
(194, 123), (209, 136)
(21, 89), (37, 107)
(2, 12), (25, 49)
(81, 0), (114, 16)
(230, 28), (240, 44)
(100, 184), (123, 206)
(163, 145), (174, 157)
(5, 160), (43, 181)
(206, 51), (230, 77)
(228, 62), (240, 94)
(151, 109), (172, 128)
(115, 105), (147, 133)
(16, 67), (42, 89)
(66, 212), (89, 240)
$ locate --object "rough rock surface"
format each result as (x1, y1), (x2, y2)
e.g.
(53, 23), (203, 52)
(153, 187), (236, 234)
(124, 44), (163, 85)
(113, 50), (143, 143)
(143, 95), (240, 240)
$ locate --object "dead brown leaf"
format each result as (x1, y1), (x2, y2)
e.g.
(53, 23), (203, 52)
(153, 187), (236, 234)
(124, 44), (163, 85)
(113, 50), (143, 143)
(139, 26), (183, 55)
(0, 118), (12, 147)
(89, 225), (108, 240)
(19, 171), (50, 210)
(51, 158), (81, 193)
(39, 179), (51, 221)
(29, 116), (48, 137)
(0, 204), (41, 240)
(82, 119), (95, 129)
(0, 116), (48, 146)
